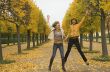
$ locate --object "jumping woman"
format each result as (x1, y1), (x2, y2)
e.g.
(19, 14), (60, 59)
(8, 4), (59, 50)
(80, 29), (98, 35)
(48, 21), (66, 71)
(64, 10), (89, 65)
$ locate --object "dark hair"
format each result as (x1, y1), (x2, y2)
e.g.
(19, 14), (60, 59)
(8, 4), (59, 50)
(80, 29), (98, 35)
(52, 21), (59, 28)
(71, 18), (78, 25)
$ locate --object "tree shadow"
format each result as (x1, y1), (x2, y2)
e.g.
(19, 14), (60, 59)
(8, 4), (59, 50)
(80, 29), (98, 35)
(0, 60), (15, 64)
(92, 55), (110, 62)
(23, 48), (36, 51)
(83, 50), (100, 53)
(23, 46), (39, 51)
(11, 52), (29, 55)
(32, 46), (39, 48)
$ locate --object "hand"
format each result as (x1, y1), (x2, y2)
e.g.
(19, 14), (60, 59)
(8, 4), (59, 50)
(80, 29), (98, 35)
(86, 10), (89, 15)
(64, 37), (68, 42)
(86, 10), (91, 16)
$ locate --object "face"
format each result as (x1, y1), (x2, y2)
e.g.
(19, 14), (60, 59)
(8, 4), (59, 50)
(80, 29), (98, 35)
(55, 23), (60, 29)
(71, 19), (77, 25)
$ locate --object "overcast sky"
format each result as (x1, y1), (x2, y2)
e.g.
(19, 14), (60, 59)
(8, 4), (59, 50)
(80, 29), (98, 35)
(33, 0), (73, 26)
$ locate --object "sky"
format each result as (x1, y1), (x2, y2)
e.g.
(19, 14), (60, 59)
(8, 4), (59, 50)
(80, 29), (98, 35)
(33, 0), (73, 26)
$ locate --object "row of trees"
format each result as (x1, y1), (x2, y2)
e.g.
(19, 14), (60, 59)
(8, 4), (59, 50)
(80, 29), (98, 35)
(0, 0), (50, 61)
(62, 0), (110, 57)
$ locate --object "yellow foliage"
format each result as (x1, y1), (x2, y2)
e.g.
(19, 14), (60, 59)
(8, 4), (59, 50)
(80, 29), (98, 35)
(45, 23), (51, 35)
(0, 0), (50, 35)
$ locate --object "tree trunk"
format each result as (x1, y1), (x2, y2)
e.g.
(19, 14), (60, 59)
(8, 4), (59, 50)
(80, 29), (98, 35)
(24, 33), (27, 42)
(32, 32), (35, 48)
(21, 34), (24, 43)
(100, 8), (108, 56)
(44, 34), (46, 42)
(89, 31), (93, 51)
(84, 35), (85, 41)
(27, 30), (31, 49)
(10, 33), (13, 45)
(45, 34), (47, 42)
(41, 34), (43, 43)
(96, 32), (99, 42)
(13, 34), (15, 45)
(7, 33), (10, 45)
(80, 34), (83, 47)
(46, 35), (48, 41)
(36, 34), (39, 46)
(85, 34), (88, 41)
(42, 34), (44, 43)
(16, 25), (21, 54)
(108, 30), (110, 44)
(0, 32), (3, 61)
(107, 24), (110, 44)
(43, 34), (45, 43)
(40, 33), (42, 44)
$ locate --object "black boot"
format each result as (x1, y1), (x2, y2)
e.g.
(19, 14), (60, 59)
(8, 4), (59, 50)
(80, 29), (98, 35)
(48, 58), (54, 71)
(64, 58), (67, 64)
(85, 61), (89, 65)
(62, 58), (66, 72)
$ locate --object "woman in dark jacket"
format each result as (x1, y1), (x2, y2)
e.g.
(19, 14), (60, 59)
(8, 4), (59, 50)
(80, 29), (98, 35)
(64, 11), (89, 65)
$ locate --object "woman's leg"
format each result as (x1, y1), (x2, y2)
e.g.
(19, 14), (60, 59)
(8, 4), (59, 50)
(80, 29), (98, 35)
(58, 44), (66, 71)
(49, 44), (58, 70)
(59, 44), (64, 59)
(74, 38), (89, 65)
(64, 38), (74, 63)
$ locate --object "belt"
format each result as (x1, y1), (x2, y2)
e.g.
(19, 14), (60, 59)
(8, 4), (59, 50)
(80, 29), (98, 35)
(69, 36), (79, 39)
(54, 43), (63, 45)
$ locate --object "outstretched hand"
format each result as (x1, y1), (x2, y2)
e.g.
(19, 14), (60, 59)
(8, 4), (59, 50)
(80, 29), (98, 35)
(64, 36), (68, 42)
(85, 9), (91, 16)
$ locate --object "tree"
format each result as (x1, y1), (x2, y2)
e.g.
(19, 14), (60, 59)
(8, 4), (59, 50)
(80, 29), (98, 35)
(38, 10), (46, 44)
(23, 1), (32, 49)
(0, 0), (50, 55)
(30, 2), (39, 48)
(100, 8), (108, 55)
(106, 15), (110, 44)
(7, 0), (27, 54)
(0, 23), (3, 61)
(0, 0), (32, 53)
(89, 0), (109, 56)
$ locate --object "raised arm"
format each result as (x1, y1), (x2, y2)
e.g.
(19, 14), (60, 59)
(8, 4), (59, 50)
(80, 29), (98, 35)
(79, 15), (87, 27)
(79, 10), (89, 27)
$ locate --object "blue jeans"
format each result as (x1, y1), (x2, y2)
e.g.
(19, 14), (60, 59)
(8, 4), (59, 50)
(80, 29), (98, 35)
(51, 43), (64, 59)
(49, 43), (65, 68)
